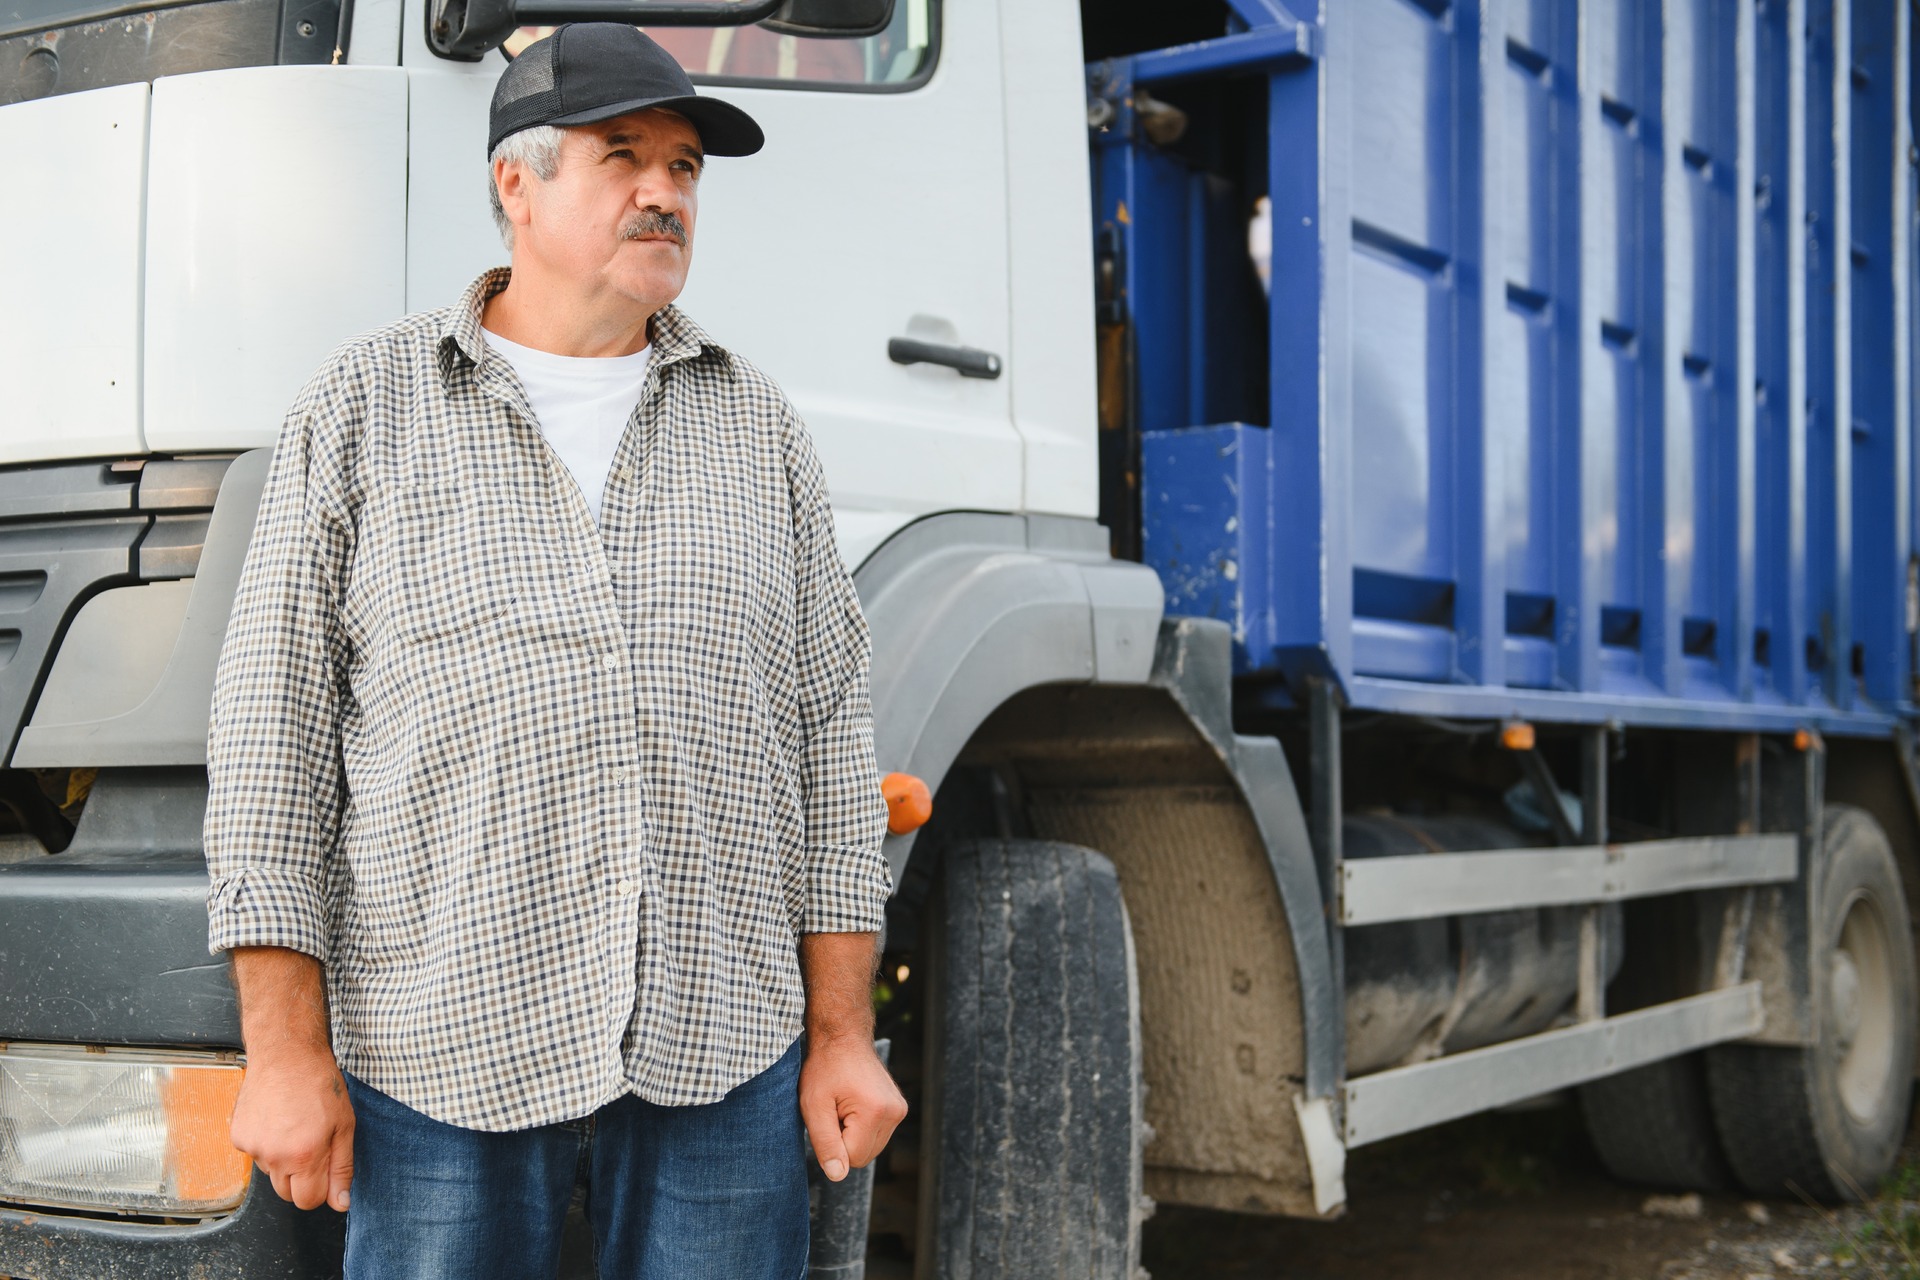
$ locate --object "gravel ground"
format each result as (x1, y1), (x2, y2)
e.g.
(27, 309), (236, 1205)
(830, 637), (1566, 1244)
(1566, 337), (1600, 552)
(1141, 1098), (1920, 1280)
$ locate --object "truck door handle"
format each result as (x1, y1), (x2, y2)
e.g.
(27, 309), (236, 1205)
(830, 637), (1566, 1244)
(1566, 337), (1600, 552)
(888, 337), (1004, 380)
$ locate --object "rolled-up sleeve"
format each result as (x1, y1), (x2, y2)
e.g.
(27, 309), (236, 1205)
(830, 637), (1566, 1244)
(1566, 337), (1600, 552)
(783, 407), (893, 934)
(203, 391), (354, 959)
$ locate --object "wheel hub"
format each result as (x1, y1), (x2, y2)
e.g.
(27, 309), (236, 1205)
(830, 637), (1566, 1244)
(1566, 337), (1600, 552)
(1831, 893), (1899, 1125)
(1829, 950), (1863, 1052)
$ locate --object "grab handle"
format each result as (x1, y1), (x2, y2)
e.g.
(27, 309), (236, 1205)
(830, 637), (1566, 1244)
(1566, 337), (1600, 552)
(887, 337), (1003, 380)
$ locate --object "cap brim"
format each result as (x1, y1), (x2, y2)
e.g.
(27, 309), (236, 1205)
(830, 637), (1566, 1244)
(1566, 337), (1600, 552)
(545, 94), (765, 157)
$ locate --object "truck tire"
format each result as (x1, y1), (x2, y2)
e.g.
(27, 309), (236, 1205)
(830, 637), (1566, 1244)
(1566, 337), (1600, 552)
(1707, 805), (1918, 1201)
(1579, 1055), (1732, 1191)
(918, 838), (1144, 1280)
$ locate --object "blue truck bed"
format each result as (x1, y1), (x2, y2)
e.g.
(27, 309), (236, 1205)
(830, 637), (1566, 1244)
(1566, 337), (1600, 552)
(1101, 0), (1916, 736)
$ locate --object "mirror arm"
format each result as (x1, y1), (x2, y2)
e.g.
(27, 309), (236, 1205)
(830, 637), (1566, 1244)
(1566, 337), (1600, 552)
(515, 0), (783, 22)
(427, 0), (783, 61)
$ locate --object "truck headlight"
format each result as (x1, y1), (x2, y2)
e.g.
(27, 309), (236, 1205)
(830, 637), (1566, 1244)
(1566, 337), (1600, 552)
(0, 1044), (250, 1216)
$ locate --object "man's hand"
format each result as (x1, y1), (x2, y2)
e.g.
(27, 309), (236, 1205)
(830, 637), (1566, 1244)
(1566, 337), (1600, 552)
(226, 946), (355, 1212)
(798, 931), (907, 1181)
(229, 1048), (356, 1211)
(800, 1034), (907, 1181)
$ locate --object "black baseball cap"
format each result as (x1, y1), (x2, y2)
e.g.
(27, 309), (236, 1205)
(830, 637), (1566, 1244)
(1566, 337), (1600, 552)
(489, 23), (765, 158)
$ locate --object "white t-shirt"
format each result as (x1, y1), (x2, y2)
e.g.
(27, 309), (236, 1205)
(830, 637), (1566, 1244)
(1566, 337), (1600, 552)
(482, 327), (651, 523)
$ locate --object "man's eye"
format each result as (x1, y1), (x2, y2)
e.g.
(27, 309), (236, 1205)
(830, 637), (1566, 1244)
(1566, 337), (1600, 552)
(608, 149), (634, 161)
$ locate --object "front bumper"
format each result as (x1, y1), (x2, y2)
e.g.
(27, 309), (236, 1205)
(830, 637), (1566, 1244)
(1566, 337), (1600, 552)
(0, 1170), (344, 1280)
(0, 769), (344, 1278)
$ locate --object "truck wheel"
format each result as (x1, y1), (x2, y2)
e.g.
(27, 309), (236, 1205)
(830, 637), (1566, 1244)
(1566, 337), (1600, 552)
(1579, 1055), (1732, 1191)
(918, 838), (1144, 1280)
(1707, 805), (1918, 1201)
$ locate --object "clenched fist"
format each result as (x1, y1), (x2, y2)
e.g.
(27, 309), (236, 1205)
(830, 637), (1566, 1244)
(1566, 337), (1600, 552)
(230, 1046), (356, 1212)
(226, 946), (355, 1212)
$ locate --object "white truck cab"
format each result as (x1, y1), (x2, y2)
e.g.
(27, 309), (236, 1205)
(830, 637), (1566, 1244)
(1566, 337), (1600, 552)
(2, 0), (1097, 566)
(0, 5), (1182, 1275)
(4, 2), (1913, 1277)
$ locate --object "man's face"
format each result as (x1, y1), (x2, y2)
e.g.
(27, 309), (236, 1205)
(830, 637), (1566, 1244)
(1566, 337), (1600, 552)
(502, 108), (704, 310)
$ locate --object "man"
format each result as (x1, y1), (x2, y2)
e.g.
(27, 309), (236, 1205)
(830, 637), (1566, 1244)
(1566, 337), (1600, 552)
(203, 24), (905, 1278)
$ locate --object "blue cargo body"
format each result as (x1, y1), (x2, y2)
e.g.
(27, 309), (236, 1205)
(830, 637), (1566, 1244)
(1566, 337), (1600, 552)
(1103, 0), (1915, 736)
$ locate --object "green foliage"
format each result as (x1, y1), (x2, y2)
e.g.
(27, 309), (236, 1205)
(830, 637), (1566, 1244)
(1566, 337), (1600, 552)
(1815, 1156), (1920, 1280)
(1885, 1156), (1920, 1205)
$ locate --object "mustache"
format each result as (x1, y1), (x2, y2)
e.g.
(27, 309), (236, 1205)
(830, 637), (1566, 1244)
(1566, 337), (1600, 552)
(620, 210), (688, 248)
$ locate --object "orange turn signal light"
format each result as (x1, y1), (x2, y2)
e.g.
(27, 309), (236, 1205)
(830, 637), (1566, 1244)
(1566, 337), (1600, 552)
(882, 772), (932, 835)
(162, 1063), (252, 1207)
(1500, 721), (1536, 751)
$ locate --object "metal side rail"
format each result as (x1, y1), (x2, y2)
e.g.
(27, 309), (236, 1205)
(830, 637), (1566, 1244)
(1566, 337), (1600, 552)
(1342, 983), (1765, 1147)
(1338, 833), (1798, 926)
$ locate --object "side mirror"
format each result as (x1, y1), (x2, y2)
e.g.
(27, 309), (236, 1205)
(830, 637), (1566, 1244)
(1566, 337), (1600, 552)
(426, 0), (519, 61)
(761, 0), (893, 38)
(427, 0), (896, 62)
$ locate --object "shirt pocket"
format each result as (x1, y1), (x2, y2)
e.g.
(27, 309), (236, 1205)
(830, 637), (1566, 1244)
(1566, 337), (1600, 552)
(382, 487), (521, 645)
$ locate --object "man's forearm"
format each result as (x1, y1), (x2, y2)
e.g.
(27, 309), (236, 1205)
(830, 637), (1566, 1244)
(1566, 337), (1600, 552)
(231, 946), (332, 1065)
(795, 930), (903, 1180)
(798, 931), (879, 1044)
(226, 946), (356, 1211)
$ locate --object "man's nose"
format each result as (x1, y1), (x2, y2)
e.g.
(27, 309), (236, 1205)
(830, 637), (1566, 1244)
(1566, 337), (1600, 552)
(633, 167), (685, 213)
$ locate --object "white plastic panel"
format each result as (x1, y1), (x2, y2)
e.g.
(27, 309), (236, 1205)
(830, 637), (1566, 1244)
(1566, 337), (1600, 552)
(998, 0), (1099, 517)
(26, 582), (193, 730)
(835, 508), (927, 572)
(347, 0), (405, 66)
(0, 83), (148, 463)
(405, 69), (507, 313)
(143, 66), (408, 451)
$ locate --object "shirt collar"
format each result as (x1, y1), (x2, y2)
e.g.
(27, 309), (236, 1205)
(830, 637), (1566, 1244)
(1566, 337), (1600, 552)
(436, 267), (731, 387)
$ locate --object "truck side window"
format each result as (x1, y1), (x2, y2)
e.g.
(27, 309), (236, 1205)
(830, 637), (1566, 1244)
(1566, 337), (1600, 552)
(503, 0), (935, 91)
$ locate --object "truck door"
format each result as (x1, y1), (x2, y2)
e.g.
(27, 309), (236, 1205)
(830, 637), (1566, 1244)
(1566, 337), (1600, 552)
(658, 2), (1019, 565)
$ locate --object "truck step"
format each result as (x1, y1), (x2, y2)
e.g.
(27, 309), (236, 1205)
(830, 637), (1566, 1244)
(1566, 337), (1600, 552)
(1343, 983), (1765, 1148)
(1339, 834), (1797, 926)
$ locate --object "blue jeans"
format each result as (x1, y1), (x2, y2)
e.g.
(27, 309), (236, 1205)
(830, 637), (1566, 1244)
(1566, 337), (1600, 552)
(341, 1037), (809, 1280)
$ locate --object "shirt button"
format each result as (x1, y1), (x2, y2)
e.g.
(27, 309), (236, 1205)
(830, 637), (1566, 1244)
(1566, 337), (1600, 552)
(602, 652), (622, 672)
(613, 766), (630, 784)
(616, 878), (637, 896)
(613, 465), (634, 482)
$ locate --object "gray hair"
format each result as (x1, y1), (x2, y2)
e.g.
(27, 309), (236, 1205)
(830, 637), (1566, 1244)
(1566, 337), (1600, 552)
(487, 125), (564, 251)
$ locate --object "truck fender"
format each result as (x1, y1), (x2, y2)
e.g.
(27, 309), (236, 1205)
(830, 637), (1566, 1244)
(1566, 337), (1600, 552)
(858, 513), (1344, 1216)
(857, 511), (1164, 881)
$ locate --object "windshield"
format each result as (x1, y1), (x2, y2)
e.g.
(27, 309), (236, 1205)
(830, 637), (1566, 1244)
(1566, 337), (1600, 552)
(1, 0), (332, 104)
(0, 0), (206, 39)
(504, 0), (933, 91)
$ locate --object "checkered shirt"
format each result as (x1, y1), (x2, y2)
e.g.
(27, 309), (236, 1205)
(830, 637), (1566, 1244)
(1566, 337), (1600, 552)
(204, 268), (893, 1130)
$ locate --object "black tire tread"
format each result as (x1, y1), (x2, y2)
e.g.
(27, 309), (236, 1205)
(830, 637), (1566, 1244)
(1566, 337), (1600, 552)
(1706, 805), (1917, 1202)
(1580, 1054), (1733, 1192)
(930, 838), (1140, 1280)
(1707, 1041), (1837, 1199)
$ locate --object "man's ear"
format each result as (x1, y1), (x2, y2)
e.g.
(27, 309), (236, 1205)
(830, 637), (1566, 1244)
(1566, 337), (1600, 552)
(494, 156), (534, 238)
